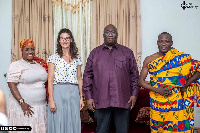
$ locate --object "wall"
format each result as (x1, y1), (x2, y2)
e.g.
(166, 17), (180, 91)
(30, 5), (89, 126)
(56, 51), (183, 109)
(0, 0), (12, 106)
(140, 0), (200, 128)
(141, 0), (200, 62)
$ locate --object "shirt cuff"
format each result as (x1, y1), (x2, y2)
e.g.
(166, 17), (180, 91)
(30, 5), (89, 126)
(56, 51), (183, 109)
(131, 86), (140, 97)
(84, 91), (93, 100)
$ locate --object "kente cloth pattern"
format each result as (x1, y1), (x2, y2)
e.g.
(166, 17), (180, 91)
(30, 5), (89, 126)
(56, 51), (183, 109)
(148, 48), (200, 133)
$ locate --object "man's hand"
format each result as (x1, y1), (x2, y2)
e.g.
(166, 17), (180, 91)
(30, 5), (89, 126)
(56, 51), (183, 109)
(128, 96), (137, 110)
(180, 86), (187, 98)
(156, 86), (172, 97)
(87, 99), (95, 112)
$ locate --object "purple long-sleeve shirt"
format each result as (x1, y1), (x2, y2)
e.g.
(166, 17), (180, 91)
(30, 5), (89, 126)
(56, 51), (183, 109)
(83, 43), (139, 109)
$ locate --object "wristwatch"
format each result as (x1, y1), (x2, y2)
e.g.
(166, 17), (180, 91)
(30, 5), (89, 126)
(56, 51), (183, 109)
(18, 98), (24, 105)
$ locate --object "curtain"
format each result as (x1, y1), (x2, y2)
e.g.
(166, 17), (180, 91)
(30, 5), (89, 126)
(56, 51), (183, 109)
(52, 0), (92, 70)
(91, 0), (142, 71)
(12, 0), (54, 61)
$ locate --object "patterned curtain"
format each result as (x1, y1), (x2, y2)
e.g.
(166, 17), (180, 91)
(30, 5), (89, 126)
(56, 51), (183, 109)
(52, 0), (92, 71)
(91, 0), (142, 71)
(12, 0), (54, 61)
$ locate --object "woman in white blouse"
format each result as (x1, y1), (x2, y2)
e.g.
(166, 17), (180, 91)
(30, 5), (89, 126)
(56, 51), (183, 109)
(47, 28), (84, 133)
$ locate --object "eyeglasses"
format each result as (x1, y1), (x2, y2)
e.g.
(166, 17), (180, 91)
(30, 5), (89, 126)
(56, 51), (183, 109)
(104, 31), (117, 35)
(60, 37), (71, 41)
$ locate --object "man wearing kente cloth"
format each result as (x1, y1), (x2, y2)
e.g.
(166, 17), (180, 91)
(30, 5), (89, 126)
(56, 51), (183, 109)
(139, 32), (200, 133)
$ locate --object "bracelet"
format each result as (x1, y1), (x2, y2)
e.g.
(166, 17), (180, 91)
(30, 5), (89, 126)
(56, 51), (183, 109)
(18, 98), (24, 105)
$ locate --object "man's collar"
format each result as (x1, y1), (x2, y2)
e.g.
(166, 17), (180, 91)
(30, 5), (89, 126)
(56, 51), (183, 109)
(102, 43), (119, 51)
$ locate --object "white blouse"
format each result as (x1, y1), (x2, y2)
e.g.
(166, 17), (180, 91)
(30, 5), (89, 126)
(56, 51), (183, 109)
(47, 54), (82, 85)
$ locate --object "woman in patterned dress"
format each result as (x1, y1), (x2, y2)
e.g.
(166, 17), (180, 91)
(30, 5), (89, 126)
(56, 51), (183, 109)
(7, 39), (48, 133)
(47, 28), (84, 133)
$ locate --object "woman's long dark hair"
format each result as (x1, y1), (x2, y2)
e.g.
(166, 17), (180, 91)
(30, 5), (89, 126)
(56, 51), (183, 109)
(56, 28), (78, 59)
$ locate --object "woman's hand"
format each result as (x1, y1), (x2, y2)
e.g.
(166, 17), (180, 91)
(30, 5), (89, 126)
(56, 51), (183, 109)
(49, 100), (57, 113)
(20, 103), (34, 118)
(80, 97), (84, 110)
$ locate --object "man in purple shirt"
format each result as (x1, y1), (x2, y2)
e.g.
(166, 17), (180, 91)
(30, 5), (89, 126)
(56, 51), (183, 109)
(83, 24), (139, 133)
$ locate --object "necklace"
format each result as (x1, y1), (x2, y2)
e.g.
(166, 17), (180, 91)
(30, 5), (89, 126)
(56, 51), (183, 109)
(63, 55), (71, 62)
(29, 62), (35, 64)
(23, 58), (35, 64)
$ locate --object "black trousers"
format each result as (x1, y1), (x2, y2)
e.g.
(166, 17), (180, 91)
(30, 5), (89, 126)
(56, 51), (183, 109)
(94, 107), (130, 133)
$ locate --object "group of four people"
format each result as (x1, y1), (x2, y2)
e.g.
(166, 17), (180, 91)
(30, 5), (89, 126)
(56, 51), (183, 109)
(6, 24), (200, 133)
